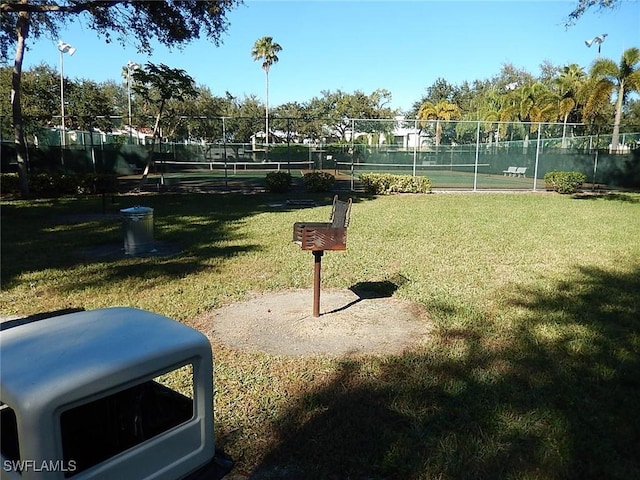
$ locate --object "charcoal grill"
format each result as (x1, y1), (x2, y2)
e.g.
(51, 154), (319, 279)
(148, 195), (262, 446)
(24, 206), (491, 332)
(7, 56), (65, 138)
(293, 196), (352, 317)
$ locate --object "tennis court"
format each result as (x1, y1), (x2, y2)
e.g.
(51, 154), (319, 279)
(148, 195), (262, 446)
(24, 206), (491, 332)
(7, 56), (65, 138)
(335, 162), (541, 191)
(127, 159), (543, 192)
(126, 160), (316, 191)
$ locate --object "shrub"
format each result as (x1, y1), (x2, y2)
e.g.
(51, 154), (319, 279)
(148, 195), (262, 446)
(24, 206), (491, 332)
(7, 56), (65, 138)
(544, 171), (587, 194)
(1, 173), (119, 198)
(360, 173), (431, 194)
(265, 171), (292, 193)
(1, 173), (20, 195)
(303, 171), (335, 192)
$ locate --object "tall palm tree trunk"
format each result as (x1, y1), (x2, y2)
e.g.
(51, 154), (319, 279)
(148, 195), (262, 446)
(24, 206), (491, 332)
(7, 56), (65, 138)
(611, 82), (625, 152)
(265, 69), (269, 159)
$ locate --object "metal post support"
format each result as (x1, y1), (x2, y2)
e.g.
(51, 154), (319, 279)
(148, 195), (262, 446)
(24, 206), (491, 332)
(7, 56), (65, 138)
(533, 124), (542, 191)
(222, 117), (228, 188)
(473, 121), (480, 191)
(313, 250), (324, 317)
(413, 118), (418, 177)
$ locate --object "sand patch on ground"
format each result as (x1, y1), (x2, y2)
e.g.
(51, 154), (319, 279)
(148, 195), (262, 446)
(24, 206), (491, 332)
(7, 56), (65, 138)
(202, 289), (431, 356)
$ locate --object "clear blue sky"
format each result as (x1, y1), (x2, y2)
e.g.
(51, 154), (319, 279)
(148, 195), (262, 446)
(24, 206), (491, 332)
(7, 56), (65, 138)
(20, 0), (640, 113)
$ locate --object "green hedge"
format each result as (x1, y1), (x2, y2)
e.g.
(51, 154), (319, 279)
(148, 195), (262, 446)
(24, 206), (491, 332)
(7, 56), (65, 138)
(303, 171), (335, 192)
(265, 171), (292, 193)
(1, 173), (118, 197)
(360, 173), (432, 194)
(544, 171), (587, 194)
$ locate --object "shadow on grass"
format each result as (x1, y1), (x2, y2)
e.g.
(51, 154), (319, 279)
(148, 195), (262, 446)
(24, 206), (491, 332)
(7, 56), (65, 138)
(0, 195), (256, 287)
(573, 192), (640, 203)
(250, 264), (640, 479)
(1, 192), (375, 293)
(324, 275), (408, 315)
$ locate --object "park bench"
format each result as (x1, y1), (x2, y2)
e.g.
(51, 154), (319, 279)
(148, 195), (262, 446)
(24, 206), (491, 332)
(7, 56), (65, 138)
(502, 166), (528, 177)
(515, 166), (527, 177)
(293, 196), (352, 317)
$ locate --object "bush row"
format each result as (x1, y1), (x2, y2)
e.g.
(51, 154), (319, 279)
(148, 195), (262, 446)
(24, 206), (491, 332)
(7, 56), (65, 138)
(1, 173), (119, 197)
(544, 171), (587, 194)
(265, 171), (336, 193)
(360, 173), (432, 194)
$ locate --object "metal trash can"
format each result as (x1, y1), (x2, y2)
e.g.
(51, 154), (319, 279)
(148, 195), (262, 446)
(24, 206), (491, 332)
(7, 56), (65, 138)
(121, 206), (155, 255)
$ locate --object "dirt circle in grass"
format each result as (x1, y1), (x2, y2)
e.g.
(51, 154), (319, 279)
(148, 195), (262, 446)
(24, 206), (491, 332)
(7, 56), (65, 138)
(205, 289), (431, 356)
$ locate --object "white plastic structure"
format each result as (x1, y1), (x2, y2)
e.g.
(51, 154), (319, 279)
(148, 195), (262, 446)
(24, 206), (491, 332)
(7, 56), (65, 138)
(0, 307), (216, 480)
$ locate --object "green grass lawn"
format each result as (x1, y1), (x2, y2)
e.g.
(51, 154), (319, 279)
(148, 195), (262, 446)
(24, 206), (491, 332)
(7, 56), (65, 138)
(2, 191), (639, 479)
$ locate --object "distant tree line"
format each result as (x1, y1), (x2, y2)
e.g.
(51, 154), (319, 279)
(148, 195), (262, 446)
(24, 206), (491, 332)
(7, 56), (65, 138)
(0, 0), (635, 197)
(2, 54), (639, 147)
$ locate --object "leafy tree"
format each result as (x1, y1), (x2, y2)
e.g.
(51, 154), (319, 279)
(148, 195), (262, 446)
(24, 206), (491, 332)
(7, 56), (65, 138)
(308, 89), (397, 142)
(1, 63), (58, 135)
(585, 47), (640, 151)
(425, 77), (457, 103)
(538, 60), (562, 87)
(272, 101), (320, 143)
(410, 78), (460, 117)
(66, 78), (118, 132)
(2, 0), (240, 196)
(130, 62), (198, 183)
(623, 98), (640, 130)
(566, 0), (623, 25)
(183, 85), (229, 143)
(251, 36), (282, 154)
(221, 93), (264, 159)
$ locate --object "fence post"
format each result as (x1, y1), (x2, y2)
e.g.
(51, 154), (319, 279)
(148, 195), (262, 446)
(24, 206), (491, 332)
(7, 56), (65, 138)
(222, 117), (228, 188)
(533, 124), (541, 191)
(287, 117), (291, 174)
(473, 121), (480, 191)
(592, 148), (599, 189)
(351, 118), (355, 191)
(413, 117), (418, 177)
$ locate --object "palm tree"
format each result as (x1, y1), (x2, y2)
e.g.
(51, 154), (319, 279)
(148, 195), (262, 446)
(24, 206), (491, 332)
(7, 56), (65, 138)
(251, 36), (282, 156)
(417, 99), (461, 147)
(554, 64), (587, 147)
(499, 83), (555, 152)
(474, 86), (503, 145)
(585, 47), (640, 151)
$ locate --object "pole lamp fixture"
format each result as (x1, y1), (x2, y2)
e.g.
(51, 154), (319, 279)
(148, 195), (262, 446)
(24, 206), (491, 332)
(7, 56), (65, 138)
(585, 33), (608, 55)
(57, 40), (76, 164)
(126, 61), (140, 144)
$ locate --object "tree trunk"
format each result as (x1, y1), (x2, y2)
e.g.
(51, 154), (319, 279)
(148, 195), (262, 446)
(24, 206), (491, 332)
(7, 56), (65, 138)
(561, 113), (569, 149)
(265, 69), (269, 160)
(137, 100), (164, 189)
(610, 81), (624, 152)
(11, 3), (30, 197)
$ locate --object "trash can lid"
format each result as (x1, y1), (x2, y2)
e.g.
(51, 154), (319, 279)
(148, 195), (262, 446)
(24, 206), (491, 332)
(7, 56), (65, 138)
(120, 206), (153, 214)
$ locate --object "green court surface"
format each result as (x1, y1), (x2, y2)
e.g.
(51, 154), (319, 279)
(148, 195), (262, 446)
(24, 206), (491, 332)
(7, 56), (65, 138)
(336, 168), (539, 190)
(132, 163), (541, 192)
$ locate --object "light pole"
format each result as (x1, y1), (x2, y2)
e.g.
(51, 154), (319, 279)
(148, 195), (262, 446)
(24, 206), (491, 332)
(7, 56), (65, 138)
(585, 33), (607, 56)
(126, 61), (140, 144)
(57, 40), (76, 166)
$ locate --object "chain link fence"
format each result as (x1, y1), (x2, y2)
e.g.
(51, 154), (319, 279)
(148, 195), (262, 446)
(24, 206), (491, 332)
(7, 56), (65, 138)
(2, 116), (639, 190)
